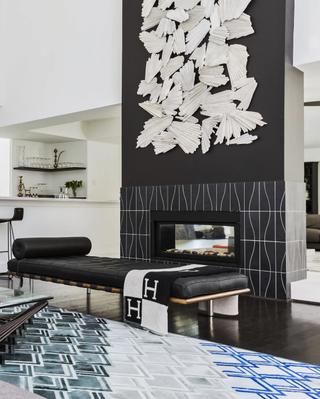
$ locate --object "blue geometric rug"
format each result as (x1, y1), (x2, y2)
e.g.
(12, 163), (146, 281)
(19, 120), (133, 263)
(0, 305), (320, 398)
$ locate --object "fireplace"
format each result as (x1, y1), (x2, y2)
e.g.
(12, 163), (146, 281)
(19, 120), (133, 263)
(120, 181), (306, 300)
(151, 211), (240, 267)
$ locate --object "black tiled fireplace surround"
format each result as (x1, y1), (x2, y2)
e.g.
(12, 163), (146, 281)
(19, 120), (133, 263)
(120, 181), (306, 300)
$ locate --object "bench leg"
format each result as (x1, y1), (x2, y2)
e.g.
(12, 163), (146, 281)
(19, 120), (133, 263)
(198, 295), (239, 317)
(29, 278), (34, 293)
(87, 288), (91, 295)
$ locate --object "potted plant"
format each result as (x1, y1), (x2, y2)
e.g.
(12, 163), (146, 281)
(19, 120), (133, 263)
(65, 180), (82, 197)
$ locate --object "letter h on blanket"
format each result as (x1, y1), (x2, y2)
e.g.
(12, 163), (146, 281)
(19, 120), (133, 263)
(124, 264), (218, 335)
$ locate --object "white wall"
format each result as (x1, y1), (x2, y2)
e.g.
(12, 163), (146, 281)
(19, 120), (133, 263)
(0, 0), (122, 127)
(304, 148), (320, 162)
(86, 118), (121, 144)
(294, 0), (320, 66)
(0, 0), (4, 106)
(87, 141), (121, 201)
(0, 138), (10, 196)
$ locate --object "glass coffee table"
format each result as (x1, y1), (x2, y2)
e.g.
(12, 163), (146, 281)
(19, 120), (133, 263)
(0, 287), (53, 342)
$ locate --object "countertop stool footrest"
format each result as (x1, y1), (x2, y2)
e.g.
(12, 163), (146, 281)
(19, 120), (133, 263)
(0, 300), (48, 342)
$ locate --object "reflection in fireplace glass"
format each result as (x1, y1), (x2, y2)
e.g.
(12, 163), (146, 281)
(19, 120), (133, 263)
(160, 223), (235, 259)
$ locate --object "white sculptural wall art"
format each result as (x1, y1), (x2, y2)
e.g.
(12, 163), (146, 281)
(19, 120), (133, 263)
(137, 0), (266, 155)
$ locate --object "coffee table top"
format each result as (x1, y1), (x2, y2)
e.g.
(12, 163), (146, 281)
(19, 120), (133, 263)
(0, 287), (53, 309)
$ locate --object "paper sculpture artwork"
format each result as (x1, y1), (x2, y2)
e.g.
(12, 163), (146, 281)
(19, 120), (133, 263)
(137, 0), (266, 154)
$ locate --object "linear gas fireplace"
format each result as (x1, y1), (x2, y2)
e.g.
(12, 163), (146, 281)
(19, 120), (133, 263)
(121, 182), (306, 300)
(151, 211), (240, 267)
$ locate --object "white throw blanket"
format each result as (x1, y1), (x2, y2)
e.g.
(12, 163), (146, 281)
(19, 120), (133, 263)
(123, 264), (214, 335)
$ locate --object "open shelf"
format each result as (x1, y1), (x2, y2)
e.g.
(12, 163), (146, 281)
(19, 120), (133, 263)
(14, 167), (86, 172)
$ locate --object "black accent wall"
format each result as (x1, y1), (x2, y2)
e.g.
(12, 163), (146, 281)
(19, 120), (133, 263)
(122, 0), (288, 187)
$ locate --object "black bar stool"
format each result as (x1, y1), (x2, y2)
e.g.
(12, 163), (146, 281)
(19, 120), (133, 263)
(0, 208), (24, 260)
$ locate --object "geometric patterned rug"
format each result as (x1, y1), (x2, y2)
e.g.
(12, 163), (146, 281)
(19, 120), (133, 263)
(0, 306), (320, 398)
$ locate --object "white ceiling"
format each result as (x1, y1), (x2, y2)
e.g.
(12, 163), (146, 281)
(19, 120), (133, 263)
(0, 104), (121, 144)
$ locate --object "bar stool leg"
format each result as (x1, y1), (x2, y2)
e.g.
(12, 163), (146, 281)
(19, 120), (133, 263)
(0, 222), (10, 279)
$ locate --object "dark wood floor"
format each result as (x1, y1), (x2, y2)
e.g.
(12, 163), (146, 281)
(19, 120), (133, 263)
(2, 277), (320, 366)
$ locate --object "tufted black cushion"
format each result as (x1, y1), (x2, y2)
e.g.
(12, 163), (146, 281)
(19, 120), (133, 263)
(7, 255), (248, 299)
(13, 237), (92, 260)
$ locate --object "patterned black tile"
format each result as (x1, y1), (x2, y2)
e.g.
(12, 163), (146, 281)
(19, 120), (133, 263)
(168, 185), (179, 211)
(120, 188), (126, 212)
(260, 211), (275, 242)
(127, 235), (137, 259)
(129, 211), (140, 234)
(192, 184), (204, 211)
(216, 183), (230, 211)
(145, 211), (151, 235)
(247, 270), (259, 297)
(157, 185), (169, 211)
(136, 211), (148, 235)
(243, 240), (260, 271)
(180, 185), (192, 211)
(260, 271), (275, 299)
(275, 242), (286, 273)
(275, 212), (286, 242)
(126, 211), (135, 235)
(136, 186), (148, 211)
(203, 184), (217, 211)
(276, 272), (287, 300)
(145, 235), (152, 260)
(245, 182), (259, 211)
(239, 213), (245, 240)
(136, 235), (147, 260)
(260, 181), (276, 211)
(275, 181), (286, 212)
(260, 241), (277, 272)
(147, 185), (157, 210)
(244, 212), (260, 241)
(127, 187), (137, 211)
(230, 182), (244, 211)
(120, 210), (126, 235)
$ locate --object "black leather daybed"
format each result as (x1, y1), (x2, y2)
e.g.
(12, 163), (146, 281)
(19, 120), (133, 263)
(7, 237), (249, 317)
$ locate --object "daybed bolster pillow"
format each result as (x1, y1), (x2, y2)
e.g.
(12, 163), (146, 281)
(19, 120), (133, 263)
(13, 237), (92, 260)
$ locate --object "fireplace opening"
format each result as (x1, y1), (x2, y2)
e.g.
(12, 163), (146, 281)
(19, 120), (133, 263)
(151, 211), (240, 267)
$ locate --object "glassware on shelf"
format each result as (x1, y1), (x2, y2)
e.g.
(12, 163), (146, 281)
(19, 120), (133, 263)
(37, 183), (47, 196)
(17, 146), (25, 167)
(46, 158), (52, 168)
(30, 186), (38, 197)
(58, 186), (65, 199)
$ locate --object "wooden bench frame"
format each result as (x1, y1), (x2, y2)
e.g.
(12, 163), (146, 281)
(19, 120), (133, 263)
(8, 271), (250, 316)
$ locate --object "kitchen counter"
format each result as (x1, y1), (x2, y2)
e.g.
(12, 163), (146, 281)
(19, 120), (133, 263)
(0, 197), (120, 273)
(0, 197), (119, 204)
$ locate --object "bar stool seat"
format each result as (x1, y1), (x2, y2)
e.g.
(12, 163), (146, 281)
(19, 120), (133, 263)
(0, 208), (24, 260)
